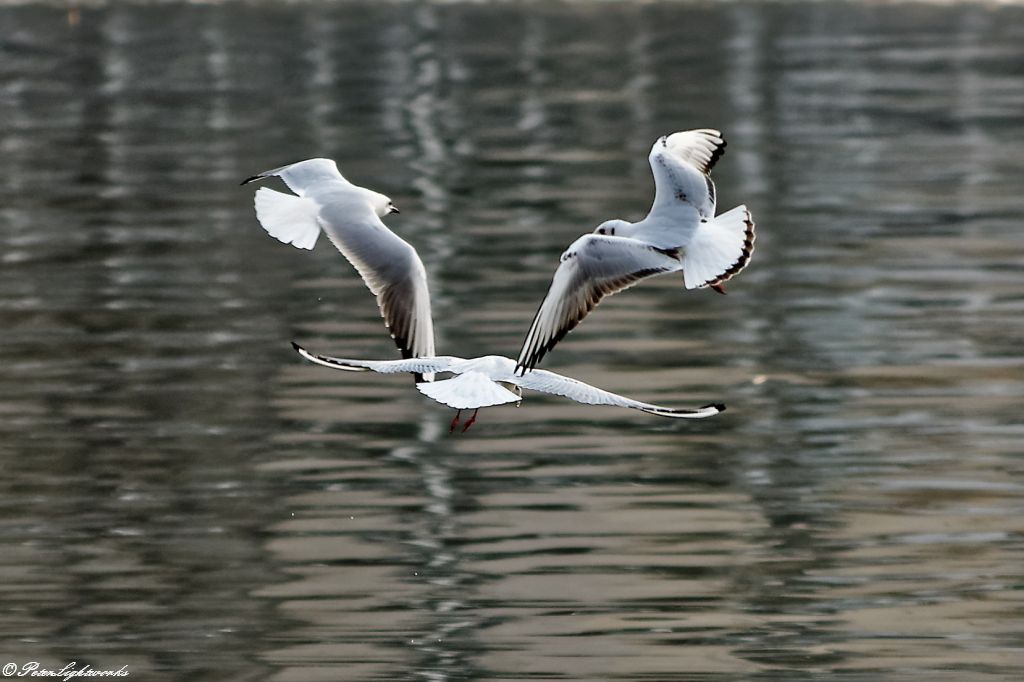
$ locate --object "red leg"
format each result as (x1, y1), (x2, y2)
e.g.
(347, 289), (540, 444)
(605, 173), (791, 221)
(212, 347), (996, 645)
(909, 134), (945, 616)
(710, 283), (727, 295)
(461, 408), (479, 433)
(449, 410), (462, 433)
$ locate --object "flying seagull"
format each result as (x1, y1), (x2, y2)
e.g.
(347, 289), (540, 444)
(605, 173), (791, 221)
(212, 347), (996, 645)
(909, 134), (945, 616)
(242, 158), (435, 380)
(292, 342), (724, 432)
(515, 129), (755, 374)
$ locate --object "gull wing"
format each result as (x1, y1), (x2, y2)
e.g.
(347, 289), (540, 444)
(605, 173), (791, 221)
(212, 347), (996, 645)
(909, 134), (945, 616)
(316, 197), (436, 368)
(241, 158), (348, 196)
(514, 234), (680, 374)
(292, 342), (454, 376)
(646, 128), (725, 224)
(244, 159), (434, 374)
(417, 371), (522, 410)
(513, 368), (725, 419)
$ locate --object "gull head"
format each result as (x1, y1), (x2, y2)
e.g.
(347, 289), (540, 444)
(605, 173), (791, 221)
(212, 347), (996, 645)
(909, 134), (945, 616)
(593, 219), (630, 237)
(367, 190), (400, 217)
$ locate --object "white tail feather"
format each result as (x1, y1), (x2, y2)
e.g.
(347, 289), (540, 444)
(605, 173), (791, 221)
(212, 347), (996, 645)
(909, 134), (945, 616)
(682, 205), (755, 289)
(417, 372), (521, 410)
(253, 187), (321, 250)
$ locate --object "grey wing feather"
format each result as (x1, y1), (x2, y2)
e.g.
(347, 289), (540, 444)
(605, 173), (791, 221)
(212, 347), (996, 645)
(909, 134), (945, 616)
(317, 199), (436, 364)
(515, 235), (680, 373)
(514, 368), (725, 419)
(292, 343), (454, 376)
(241, 158), (347, 196)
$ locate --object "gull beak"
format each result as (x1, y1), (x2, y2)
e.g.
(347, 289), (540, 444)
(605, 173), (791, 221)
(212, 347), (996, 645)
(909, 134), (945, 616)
(390, 205), (400, 215)
(240, 163), (290, 186)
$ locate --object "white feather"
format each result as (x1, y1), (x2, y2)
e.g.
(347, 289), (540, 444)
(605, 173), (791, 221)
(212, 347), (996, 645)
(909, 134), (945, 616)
(253, 187), (321, 250)
(682, 205), (755, 290)
(417, 372), (522, 410)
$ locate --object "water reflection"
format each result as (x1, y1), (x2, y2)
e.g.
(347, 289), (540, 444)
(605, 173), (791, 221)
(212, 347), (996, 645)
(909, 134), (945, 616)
(1, 1), (1023, 680)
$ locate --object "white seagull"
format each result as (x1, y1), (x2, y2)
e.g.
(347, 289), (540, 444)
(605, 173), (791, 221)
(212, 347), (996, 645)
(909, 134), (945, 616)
(244, 158), (726, 432)
(242, 158), (435, 380)
(292, 342), (724, 432)
(515, 129), (755, 374)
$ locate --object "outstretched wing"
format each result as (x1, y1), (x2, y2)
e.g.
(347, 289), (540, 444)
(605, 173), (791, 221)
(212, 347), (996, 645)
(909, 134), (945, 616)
(514, 368), (725, 419)
(241, 158), (348, 196)
(315, 197), (436, 369)
(244, 159), (436, 375)
(292, 342), (455, 376)
(646, 128), (725, 224)
(515, 235), (680, 374)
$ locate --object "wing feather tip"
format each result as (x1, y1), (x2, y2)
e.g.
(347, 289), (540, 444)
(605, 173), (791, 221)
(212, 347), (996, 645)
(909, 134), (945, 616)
(642, 401), (725, 419)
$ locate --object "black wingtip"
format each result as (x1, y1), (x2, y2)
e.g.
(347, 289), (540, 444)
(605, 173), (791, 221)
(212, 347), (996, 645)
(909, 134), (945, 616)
(703, 402), (726, 413)
(290, 341), (303, 353)
(708, 138), (726, 170)
(240, 174), (263, 186)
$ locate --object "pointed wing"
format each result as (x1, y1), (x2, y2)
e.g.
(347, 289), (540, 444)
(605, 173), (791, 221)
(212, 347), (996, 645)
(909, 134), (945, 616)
(244, 160), (434, 371)
(417, 372), (521, 410)
(513, 368), (725, 419)
(316, 197), (436, 365)
(663, 129), (727, 174)
(242, 158), (348, 196)
(646, 128), (725, 223)
(515, 235), (680, 373)
(292, 342), (455, 375)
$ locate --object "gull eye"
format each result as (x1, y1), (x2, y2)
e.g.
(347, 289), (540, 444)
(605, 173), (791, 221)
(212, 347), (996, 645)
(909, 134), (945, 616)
(597, 228), (605, 235)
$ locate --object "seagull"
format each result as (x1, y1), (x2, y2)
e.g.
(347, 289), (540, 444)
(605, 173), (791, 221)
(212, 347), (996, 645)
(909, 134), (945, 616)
(242, 158), (435, 380)
(292, 342), (724, 432)
(515, 129), (755, 374)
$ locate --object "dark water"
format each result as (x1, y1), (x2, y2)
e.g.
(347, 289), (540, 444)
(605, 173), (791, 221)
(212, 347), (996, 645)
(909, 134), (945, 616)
(2, 1), (1024, 679)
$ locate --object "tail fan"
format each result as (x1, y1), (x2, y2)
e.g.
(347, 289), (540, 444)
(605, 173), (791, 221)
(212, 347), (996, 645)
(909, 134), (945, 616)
(253, 187), (321, 250)
(682, 205), (755, 290)
(417, 372), (521, 410)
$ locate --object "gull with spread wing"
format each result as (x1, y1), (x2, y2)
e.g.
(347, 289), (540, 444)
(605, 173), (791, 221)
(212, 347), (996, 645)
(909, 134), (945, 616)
(242, 158), (435, 379)
(244, 157), (726, 432)
(292, 342), (723, 432)
(515, 129), (755, 374)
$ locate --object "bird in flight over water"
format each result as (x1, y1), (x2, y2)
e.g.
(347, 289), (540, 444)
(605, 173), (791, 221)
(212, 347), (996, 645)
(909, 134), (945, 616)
(515, 129), (755, 374)
(292, 342), (724, 432)
(244, 157), (726, 432)
(243, 158), (435, 380)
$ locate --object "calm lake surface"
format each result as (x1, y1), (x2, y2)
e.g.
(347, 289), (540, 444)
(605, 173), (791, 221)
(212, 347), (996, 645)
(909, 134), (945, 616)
(2, 1), (1023, 679)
